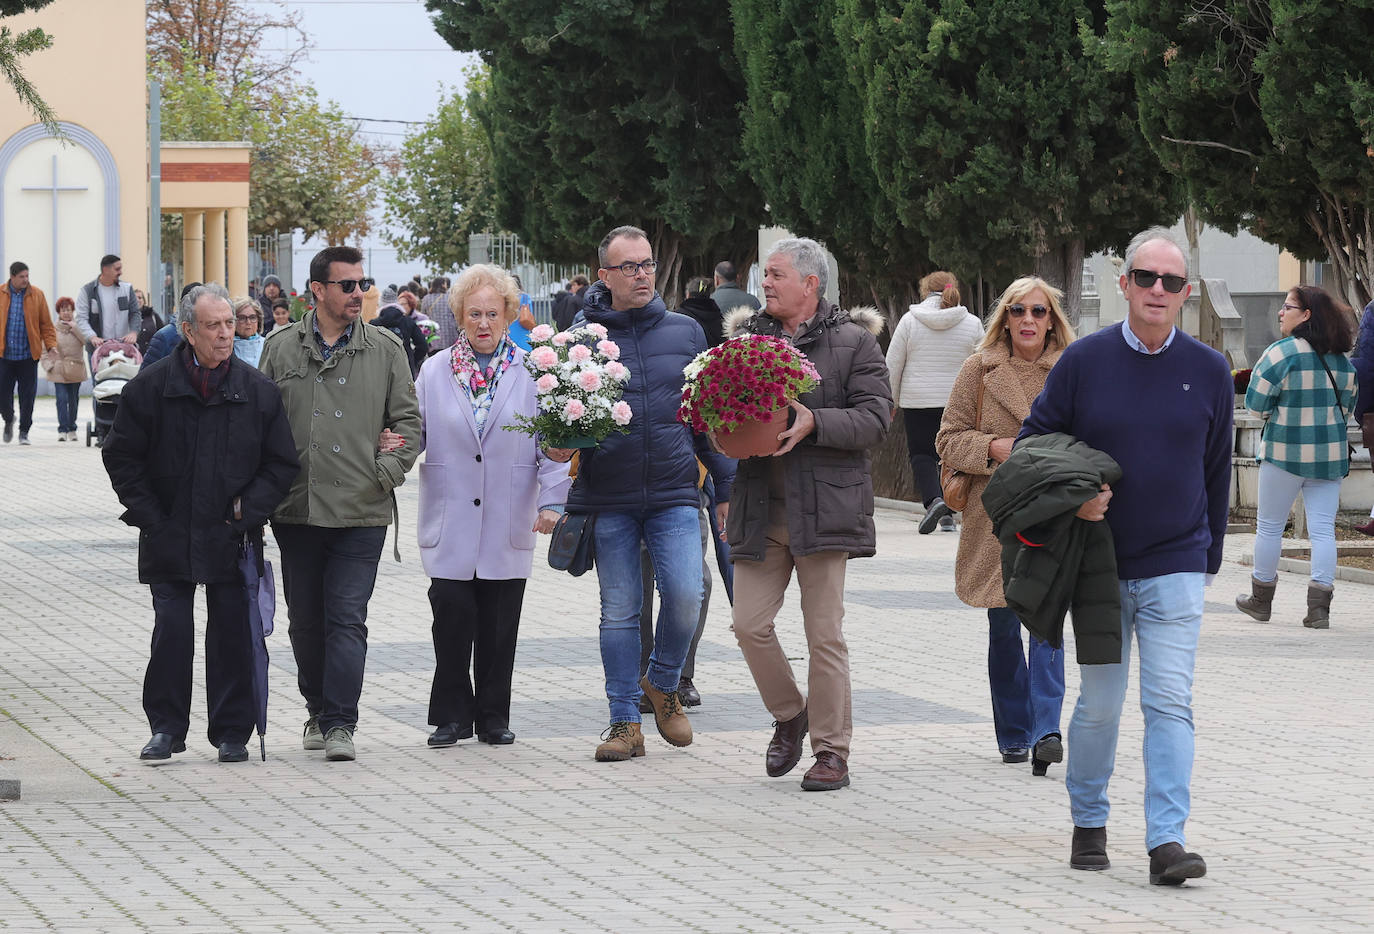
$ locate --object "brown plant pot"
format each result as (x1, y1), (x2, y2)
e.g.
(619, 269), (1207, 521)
(715, 406), (788, 459)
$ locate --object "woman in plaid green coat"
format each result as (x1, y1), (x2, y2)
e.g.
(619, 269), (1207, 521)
(1237, 285), (1356, 628)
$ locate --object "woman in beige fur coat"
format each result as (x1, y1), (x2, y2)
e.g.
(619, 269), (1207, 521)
(935, 276), (1075, 776)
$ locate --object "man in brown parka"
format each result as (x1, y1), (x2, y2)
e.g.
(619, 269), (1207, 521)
(722, 237), (891, 791)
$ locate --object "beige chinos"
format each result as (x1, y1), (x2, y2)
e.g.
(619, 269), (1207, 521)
(732, 493), (851, 760)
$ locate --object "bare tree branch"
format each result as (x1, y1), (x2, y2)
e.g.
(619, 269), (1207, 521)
(1160, 135), (1258, 158)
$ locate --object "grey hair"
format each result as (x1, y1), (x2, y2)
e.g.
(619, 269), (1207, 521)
(1123, 227), (1189, 278)
(766, 237), (828, 295)
(598, 225), (649, 267)
(181, 283), (232, 331)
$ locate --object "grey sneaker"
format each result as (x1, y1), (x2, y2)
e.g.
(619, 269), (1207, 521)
(918, 497), (952, 534)
(324, 727), (355, 761)
(17, 432), (29, 445)
(2, 421), (11, 442)
(938, 515), (956, 532)
(302, 716), (325, 751)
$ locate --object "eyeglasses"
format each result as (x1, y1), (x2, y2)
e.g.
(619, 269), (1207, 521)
(1008, 304), (1049, 319)
(235, 314), (259, 323)
(1281, 302), (1303, 313)
(604, 260), (657, 278)
(322, 278), (375, 294)
(1128, 269), (1187, 293)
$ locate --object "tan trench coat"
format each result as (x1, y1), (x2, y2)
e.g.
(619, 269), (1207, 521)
(935, 345), (1063, 608)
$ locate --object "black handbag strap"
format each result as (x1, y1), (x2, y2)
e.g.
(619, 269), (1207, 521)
(1315, 351), (1349, 424)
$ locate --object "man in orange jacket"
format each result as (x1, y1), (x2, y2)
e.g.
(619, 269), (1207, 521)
(0, 261), (56, 444)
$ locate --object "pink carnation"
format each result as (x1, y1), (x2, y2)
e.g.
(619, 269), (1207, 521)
(586, 323), (609, 339)
(529, 346), (559, 370)
(529, 324), (554, 342)
(611, 400), (633, 426)
(535, 374), (558, 393)
(596, 339), (621, 360)
(605, 361), (630, 382)
(576, 369), (603, 391)
(569, 344), (593, 364)
(552, 332), (571, 347)
(562, 398), (586, 420)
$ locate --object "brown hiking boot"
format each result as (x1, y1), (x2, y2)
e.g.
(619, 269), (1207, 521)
(595, 721), (646, 761)
(639, 675), (693, 747)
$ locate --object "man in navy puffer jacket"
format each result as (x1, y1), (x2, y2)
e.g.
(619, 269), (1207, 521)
(562, 225), (734, 762)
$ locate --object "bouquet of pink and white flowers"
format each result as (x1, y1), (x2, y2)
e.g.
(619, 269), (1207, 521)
(505, 322), (634, 448)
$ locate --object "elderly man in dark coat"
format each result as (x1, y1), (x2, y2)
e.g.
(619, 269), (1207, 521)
(103, 284), (300, 765)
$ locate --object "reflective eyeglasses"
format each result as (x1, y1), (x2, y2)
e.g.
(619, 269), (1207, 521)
(322, 278), (375, 294)
(1128, 269), (1187, 293)
(1008, 303), (1049, 319)
(604, 260), (657, 278)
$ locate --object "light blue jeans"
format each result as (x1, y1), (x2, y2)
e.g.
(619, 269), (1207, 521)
(593, 507), (704, 725)
(1066, 572), (1204, 852)
(1253, 460), (1342, 587)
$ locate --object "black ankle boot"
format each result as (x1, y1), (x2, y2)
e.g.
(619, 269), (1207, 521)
(1070, 825), (1110, 870)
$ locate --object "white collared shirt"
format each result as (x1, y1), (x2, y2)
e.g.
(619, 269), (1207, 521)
(1121, 319), (1176, 355)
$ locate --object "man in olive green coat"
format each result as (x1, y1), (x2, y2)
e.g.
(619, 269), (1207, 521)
(259, 245), (421, 762)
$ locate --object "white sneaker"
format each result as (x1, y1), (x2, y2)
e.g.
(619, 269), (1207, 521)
(57, 433), (66, 442)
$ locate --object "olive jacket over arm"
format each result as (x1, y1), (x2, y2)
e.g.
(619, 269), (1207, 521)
(722, 302), (892, 560)
(980, 432), (1123, 664)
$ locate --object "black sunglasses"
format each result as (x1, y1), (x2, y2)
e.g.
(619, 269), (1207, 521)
(322, 278), (375, 294)
(1128, 269), (1187, 293)
(1008, 303), (1049, 319)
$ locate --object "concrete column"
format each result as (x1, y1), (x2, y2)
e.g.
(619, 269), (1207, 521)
(205, 210), (226, 286)
(227, 207), (249, 297)
(182, 211), (204, 284)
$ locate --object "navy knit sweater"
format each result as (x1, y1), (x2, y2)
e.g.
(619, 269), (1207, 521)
(1018, 324), (1233, 580)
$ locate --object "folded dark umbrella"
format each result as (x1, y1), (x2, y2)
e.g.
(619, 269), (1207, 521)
(238, 533), (277, 761)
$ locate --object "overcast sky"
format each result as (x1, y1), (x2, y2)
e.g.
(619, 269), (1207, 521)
(256, 0), (479, 289)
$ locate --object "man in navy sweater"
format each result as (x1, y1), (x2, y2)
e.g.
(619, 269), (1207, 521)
(1019, 227), (1232, 886)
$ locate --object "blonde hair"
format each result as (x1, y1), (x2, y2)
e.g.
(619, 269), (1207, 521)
(231, 296), (259, 321)
(979, 276), (1075, 354)
(449, 264), (520, 324)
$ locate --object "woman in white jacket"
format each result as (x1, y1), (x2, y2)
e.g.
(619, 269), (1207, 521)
(886, 271), (984, 532)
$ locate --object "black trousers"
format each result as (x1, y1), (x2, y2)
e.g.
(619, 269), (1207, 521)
(0, 357), (38, 434)
(145, 580), (256, 747)
(428, 577), (527, 732)
(273, 523), (386, 734)
(903, 407), (946, 507)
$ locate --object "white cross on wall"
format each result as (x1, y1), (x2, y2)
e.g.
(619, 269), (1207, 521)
(20, 154), (89, 299)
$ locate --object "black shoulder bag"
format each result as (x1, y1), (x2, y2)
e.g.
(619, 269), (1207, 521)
(548, 512), (596, 576)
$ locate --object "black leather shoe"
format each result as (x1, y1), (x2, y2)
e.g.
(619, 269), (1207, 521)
(1032, 734), (1063, 776)
(217, 742), (249, 763)
(139, 733), (185, 764)
(477, 729), (515, 745)
(1001, 748), (1029, 763)
(677, 677), (701, 707)
(765, 707), (808, 777)
(1070, 825), (1110, 871)
(1149, 842), (1207, 886)
(427, 723), (473, 747)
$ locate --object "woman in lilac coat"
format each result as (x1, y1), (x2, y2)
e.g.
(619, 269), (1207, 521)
(415, 264), (570, 748)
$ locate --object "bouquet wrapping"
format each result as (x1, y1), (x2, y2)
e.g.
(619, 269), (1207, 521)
(505, 322), (633, 448)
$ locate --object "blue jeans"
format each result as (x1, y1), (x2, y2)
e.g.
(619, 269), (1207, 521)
(54, 382), (80, 433)
(1067, 572), (1204, 851)
(272, 523), (387, 734)
(987, 607), (1065, 753)
(1254, 460), (1341, 586)
(593, 506), (703, 725)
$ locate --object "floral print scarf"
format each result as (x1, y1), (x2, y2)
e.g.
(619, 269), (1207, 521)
(451, 332), (516, 437)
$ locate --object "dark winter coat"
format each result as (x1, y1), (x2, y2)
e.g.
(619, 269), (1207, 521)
(678, 295), (725, 347)
(1352, 301), (1374, 419)
(565, 281), (733, 513)
(722, 301), (892, 560)
(372, 304), (428, 377)
(102, 346), (300, 585)
(980, 432), (1123, 665)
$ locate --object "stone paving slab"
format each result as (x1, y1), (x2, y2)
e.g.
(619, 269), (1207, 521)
(2, 407), (1373, 932)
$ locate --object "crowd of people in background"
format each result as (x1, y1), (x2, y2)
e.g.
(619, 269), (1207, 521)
(6, 222), (1373, 890)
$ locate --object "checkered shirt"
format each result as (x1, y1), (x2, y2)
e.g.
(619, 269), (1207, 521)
(1245, 335), (1356, 480)
(4, 287), (28, 360)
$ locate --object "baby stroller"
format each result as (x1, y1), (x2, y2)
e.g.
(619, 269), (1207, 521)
(86, 340), (143, 447)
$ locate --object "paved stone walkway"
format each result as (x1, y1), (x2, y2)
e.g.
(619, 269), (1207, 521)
(2, 407), (1372, 932)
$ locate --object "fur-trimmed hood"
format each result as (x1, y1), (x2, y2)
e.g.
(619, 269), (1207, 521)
(723, 303), (884, 340)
